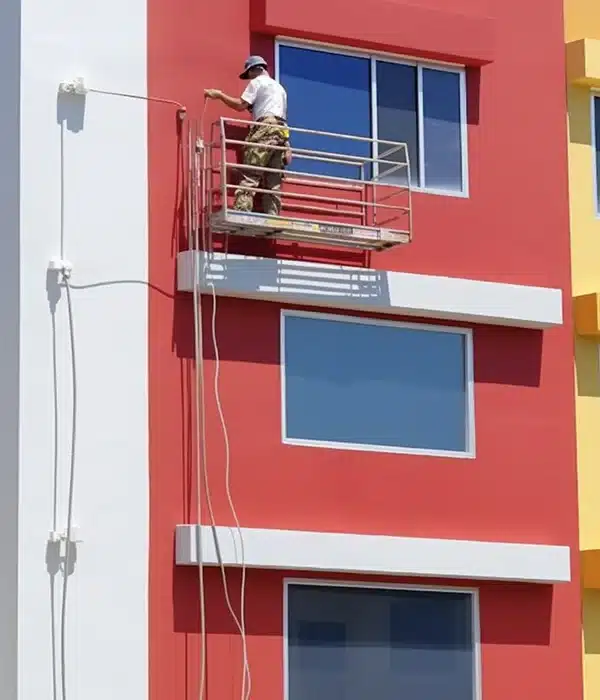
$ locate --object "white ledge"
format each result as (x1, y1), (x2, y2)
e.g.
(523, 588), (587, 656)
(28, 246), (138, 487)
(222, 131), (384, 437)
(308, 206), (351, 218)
(177, 251), (563, 329)
(175, 525), (571, 584)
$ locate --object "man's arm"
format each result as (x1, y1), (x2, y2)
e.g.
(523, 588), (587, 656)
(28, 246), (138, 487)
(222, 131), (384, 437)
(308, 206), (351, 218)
(204, 89), (249, 112)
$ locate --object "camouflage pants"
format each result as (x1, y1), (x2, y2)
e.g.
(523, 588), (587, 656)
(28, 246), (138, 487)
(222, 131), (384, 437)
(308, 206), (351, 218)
(233, 117), (288, 216)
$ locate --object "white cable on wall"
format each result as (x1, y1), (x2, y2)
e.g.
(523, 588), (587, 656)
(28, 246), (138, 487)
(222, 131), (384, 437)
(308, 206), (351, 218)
(207, 268), (251, 700)
(190, 117), (208, 700)
(54, 83), (251, 700)
(193, 273), (251, 700)
(58, 267), (78, 700)
(52, 82), (189, 700)
(195, 100), (251, 700)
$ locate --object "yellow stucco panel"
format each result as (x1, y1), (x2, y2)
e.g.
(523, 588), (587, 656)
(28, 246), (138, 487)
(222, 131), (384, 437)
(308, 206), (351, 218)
(567, 39), (600, 87)
(582, 551), (600, 588)
(565, 0), (600, 44)
(568, 79), (600, 555)
(583, 592), (600, 696)
(574, 293), (600, 337)
(566, 3), (600, 699)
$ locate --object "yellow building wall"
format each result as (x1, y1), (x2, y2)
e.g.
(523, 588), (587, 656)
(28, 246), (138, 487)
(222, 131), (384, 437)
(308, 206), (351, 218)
(583, 592), (600, 697)
(566, 0), (600, 45)
(566, 1), (600, 698)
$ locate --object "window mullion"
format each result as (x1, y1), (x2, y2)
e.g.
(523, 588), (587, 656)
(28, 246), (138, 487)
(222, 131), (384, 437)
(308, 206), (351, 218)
(593, 94), (600, 215)
(416, 64), (425, 189)
(370, 57), (378, 182)
(459, 69), (469, 196)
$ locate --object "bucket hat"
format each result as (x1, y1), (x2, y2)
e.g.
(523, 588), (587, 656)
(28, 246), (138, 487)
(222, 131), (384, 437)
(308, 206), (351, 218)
(239, 55), (267, 79)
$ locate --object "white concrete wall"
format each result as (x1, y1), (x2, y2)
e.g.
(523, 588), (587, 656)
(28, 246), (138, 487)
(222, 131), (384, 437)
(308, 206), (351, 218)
(0, 1), (21, 697)
(18, 0), (149, 698)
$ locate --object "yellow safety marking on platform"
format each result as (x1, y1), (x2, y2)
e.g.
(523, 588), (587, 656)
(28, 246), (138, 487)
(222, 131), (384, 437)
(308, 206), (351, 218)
(293, 221), (319, 231)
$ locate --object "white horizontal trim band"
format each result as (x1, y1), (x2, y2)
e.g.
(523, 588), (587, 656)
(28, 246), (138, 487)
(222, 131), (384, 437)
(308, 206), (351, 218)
(175, 525), (571, 584)
(177, 251), (563, 329)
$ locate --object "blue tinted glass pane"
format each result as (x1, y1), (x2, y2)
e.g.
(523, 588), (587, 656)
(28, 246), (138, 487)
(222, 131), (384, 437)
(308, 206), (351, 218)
(376, 61), (419, 186)
(422, 68), (463, 192)
(595, 96), (600, 211)
(390, 591), (474, 698)
(283, 315), (469, 453)
(288, 585), (475, 700)
(296, 622), (347, 671)
(278, 46), (371, 180)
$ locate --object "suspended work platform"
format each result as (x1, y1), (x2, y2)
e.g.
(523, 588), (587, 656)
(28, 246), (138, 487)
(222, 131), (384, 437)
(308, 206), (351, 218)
(201, 118), (413, 252)
(209, 209), (411, 249)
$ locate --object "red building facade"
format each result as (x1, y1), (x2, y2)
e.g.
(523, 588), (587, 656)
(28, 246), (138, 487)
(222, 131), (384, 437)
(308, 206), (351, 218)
(147, 0), (583, 698)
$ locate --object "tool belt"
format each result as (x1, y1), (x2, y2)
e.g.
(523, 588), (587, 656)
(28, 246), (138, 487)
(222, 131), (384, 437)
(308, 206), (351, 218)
(257, 115), (290, 141)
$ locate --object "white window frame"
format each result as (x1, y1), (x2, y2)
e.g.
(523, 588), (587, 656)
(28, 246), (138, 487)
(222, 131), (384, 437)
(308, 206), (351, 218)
(591, 91), (600, 218)
(280, 309), (476, 459)
(274, 38), (470, 198)
(283, 578), (483, 700)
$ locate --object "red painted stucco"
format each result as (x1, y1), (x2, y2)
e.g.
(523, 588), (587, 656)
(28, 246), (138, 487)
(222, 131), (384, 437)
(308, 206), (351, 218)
(147, 0), (582, 698)
(250, 0), (496, 65)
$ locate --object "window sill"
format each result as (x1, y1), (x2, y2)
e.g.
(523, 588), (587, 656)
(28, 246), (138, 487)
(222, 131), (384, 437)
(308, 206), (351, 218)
(176, 251), (565, 329)
(175, 525), (572, 584)
(283, 436), (475, 460)
(413, 186), (469, 199)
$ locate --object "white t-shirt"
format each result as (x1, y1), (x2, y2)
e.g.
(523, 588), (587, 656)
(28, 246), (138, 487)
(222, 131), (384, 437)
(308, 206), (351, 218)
(241, 74), (287, 121)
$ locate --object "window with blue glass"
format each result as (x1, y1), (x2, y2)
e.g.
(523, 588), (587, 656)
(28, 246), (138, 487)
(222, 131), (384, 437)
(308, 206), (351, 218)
(281, 311), (474, 457)
(593, 95), (600, 214)
(287, 584), (478, 700)
(277, 43), (467, 193)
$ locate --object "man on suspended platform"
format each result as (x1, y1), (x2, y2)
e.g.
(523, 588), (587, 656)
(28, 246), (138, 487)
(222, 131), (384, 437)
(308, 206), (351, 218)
(204, 55), (291, 216)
